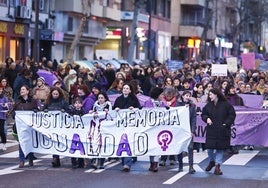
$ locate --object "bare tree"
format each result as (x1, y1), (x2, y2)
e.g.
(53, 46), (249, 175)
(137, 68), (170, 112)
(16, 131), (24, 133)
(227, 0), (268, 55)
(66, 0), (91, 64)
(198, 0), (213, 61)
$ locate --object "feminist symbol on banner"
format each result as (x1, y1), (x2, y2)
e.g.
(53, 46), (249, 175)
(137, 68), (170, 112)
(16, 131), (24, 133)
(157, 130), (173, 151)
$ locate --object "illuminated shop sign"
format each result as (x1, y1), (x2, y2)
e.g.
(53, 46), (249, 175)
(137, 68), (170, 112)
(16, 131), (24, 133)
(106, 28), (122, 39)
(0, 22), (7, 33)
(14, 24), (25, 35)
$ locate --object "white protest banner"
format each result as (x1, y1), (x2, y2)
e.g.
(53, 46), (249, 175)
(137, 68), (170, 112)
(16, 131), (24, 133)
(15, 107), (191, 158)
(211, 64), (228, 76)
(226, 57), (238, 73)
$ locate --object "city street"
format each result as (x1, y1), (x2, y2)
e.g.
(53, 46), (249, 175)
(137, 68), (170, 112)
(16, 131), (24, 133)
(0, 129), (267, 188)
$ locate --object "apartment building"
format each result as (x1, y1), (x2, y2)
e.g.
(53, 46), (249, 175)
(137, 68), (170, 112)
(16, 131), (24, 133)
(171, 0), (238, 61)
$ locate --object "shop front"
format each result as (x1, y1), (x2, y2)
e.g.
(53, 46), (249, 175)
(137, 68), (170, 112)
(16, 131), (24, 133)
(0, 21), (29, 63)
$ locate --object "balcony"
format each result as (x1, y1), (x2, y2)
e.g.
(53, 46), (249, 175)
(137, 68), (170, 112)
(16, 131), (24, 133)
(179, 25), (203, 37)
(55, 0), (82, 13)
(180, 0), (206, 6)
(181, 19), (205, 27)
(91, 3), (104, 17)
(103, 7), (121, 21)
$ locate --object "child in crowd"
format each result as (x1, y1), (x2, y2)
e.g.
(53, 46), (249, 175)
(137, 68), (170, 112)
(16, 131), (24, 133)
(70, 97), (86, 168)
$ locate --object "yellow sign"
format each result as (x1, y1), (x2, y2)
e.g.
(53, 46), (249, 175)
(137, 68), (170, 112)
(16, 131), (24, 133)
(14, 24), (24, 35)
(0, 22), (7, 33)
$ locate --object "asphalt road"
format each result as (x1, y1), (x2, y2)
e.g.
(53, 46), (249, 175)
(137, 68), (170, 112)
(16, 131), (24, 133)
(0, 133), (267, 188)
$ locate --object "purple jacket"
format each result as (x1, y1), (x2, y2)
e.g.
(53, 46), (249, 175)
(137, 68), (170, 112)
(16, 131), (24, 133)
(82, 93), (96, 113)
(0, 95), (9, 120)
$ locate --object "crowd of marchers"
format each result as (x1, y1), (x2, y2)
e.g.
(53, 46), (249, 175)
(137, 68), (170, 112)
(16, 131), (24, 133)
(0, 55), (267, 175)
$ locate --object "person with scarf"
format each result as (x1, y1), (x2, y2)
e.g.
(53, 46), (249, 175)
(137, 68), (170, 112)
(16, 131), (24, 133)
(159, 86), (179, 166)
(89, 92), (112, 169)
(144, 87), (165, 172)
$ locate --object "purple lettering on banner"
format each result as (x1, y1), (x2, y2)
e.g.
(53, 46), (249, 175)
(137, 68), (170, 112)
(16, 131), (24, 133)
(116, 133), (132, 156)
(157, 130), (173, 151)
(69, 133), (85, 155)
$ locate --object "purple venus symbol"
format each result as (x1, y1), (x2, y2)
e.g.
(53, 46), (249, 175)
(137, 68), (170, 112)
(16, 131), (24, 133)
(157, 130), (173, 151)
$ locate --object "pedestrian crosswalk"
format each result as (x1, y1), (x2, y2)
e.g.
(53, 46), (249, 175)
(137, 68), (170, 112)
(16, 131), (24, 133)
(223, 150), (259, 165)
(0, 139), (265, 179)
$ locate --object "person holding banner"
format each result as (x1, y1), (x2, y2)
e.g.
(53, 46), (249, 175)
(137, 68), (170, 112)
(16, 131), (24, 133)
(44, 87), (70, 167)
(159, 86), (179, 166)
(201, 88), (236, 175)
(113, 82), (141, 172)
(12, 85), (39, 168)
(89, 91), (112, 169)
(177, 90), (197, 174)
(69, 97), (85, 168)
(144, 87), (165, 172)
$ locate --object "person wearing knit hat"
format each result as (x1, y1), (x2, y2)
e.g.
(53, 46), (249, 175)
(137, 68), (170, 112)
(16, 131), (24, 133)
(64, 69), (77, 92)
(37, 77), (45, 83)
(69, 69), (77, 75)
(92, 82), (102, 91)
(53, 80), (61, 86)
(33, 76), (51, 103)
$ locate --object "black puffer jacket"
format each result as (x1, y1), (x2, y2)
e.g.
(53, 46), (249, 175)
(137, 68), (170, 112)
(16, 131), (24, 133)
(201, 100), (236, 149)
(113, 94), (140, 109)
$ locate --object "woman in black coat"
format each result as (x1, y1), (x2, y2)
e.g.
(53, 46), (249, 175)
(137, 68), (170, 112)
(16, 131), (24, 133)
(113, 82), (141, 172)
(44, 87), (70, 167)
(201, 88), (236, 175)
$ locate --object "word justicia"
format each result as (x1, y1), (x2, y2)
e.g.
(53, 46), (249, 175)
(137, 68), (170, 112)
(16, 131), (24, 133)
(31, 111), (85, 129)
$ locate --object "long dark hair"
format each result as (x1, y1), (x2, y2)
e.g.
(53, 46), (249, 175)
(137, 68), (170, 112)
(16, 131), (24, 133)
(207, 88), (227, 102)
(46, 87), (65, 105)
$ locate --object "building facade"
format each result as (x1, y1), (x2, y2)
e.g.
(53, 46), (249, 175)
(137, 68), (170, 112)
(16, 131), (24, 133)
(0, 0), (267, 64)
(171, 0), (239, 61)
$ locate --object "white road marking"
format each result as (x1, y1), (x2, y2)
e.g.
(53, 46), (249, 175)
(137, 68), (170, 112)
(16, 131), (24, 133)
(192, 151), (208, 163)
(92, 161), (121, 173)
(0, 151), (18, 158)
(0, 160), (40, 176)
(223, 150), (259, 166)
(165, 164), (204, 184)
(163, 170), (188, 184)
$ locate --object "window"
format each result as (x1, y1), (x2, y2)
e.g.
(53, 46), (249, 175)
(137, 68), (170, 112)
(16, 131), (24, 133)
(159, 0), (166, 17)
(0, 0), (7, 6)
(181, 5), (206, 26)
(84, 20), (89, 34)
(67, 17), (73, 32)
(167, 0), (171, 19)
(78, 46), (84, 60)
